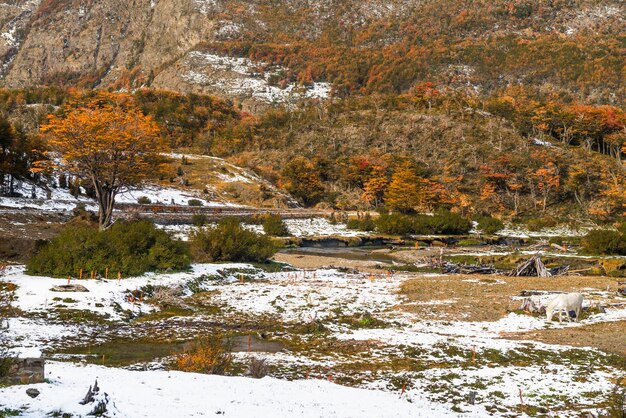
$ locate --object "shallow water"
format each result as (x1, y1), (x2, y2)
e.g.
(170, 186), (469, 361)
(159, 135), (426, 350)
(281, 247), (394, 264)
(53, 335), (284, 367)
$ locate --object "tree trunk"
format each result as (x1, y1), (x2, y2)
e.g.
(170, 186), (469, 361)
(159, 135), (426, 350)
(93, 181), (117, 230)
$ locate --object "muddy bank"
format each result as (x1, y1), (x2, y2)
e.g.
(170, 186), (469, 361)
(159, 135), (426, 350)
(273, 252), (389, 272)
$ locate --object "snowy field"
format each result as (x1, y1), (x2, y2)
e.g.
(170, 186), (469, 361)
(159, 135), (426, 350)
(0, 180), (238, 212)
(161, 218), (368, 241)
(0, 362), (458, 418)
(2, 261), (626, 417)
(183, 51), (331, 105)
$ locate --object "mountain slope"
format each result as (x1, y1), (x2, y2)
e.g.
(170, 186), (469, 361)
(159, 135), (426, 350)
(0, 0), (623, 106)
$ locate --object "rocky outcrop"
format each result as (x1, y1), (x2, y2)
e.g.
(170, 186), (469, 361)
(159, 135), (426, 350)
(1, 0), (217, 88)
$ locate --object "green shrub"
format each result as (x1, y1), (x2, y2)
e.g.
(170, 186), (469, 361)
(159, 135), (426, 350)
(188, 199), (204, 207)
(346, 214), (376, 232)
(375, 211), (471, 235)
(192, 214), (208, 227)
(190, 217), (280, 262)
(27, 220), (190, 277)
(526, 217), (557, 232)
(376, 213), (415, 235)
(261, 214), (290, 236)
(475, 215), (504, 234)
(427, 210), (472, 235)
(0, 347), (15, 381)
(137, 196), (152, 205)
(581, 230), (626, 255)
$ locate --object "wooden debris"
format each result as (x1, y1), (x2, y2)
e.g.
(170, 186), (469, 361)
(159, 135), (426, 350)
(441, 262), (500, 275)
(519, 297), (542, 313)
(80, 379), (111, 415)
(80, 379), (100, 405)
(510, 256), (569, 277)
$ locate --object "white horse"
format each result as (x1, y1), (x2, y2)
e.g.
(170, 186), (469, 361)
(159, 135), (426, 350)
(545, 293), (583, 322)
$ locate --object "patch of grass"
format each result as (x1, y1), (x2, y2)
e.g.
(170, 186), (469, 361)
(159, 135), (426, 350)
(337, 312), (389, 329)
(134, 306), (195, 323)
(457, 238), (484, 246)
(51, 308), (111, 324)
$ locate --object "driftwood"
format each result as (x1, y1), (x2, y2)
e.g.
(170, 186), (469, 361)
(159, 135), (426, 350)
(80, 379), (111, 415)
(510, 256), (569, 277)
(618, 288), (626, 297)
(440, 261), (500, 275)
(510, 256), (551, 277)
(519, 297), (543, 313)
(80, 379), (100, 405)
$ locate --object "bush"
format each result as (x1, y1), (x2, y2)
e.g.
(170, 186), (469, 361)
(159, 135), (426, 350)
(188, 199), (204, 207)
(346, 214), (376, 232)
(192, 214), (208, 227)
(427, 210), (472, 235)
(190, 217), (280, 262)
(26, 220), (191, 277)
(375, 213), (415, 235)
(581, 230), (626, 255)
(375, 211), (471, 235)
(475, 215), (504, 234)
(174, 334), (232, 375)
(526, 217), (557, 232)
(248, 357), (269, 378)
(261, 214), (290, 236)
(137, 196), (152, 205)
(0, 347), (16, 381)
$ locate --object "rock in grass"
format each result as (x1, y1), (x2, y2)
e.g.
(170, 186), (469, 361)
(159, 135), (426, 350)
(50, 284), (89, 292)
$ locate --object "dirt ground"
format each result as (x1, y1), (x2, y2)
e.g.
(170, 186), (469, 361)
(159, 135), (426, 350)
(273, 252), (387, 273)
(0, 209), (68, 262)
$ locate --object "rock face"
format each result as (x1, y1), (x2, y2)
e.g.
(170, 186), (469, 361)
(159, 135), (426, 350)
(0, 0), (216, 87)
(8, 357), (45, 384)
(0, 0), (330, 108)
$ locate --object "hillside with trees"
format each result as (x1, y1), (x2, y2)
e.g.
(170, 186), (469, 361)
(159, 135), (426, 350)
(0, 0), (623, 224)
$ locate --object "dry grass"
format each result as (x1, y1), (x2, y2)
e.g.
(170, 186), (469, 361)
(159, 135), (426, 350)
(510, 320), (626, 357)
(173, 334), (233, 375)
(398, 274), (619, 322)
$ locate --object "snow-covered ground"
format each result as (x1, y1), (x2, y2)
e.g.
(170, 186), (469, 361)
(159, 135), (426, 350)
(160, 218), (369, 241)
(0, 180), (238, 212)
(183, 51), (331, 105)
(2, 262), (625, 417)
(0, 361), (459, 418)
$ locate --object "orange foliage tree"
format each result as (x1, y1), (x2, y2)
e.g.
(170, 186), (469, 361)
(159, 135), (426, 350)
(41, 93), (168, 229)
(384, 163), (422, 213)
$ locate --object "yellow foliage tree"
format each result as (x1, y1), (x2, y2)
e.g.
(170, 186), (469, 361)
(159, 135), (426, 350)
(384, 163), (422, 213)
(41, 93), (168, 229)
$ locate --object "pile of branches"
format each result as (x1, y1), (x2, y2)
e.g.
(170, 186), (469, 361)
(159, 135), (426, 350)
(509, 256), (569, 277)
(440, 261), (501, 275)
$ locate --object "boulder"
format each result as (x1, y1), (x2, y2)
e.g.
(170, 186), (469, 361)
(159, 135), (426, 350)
(50, 284), (89, 292)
